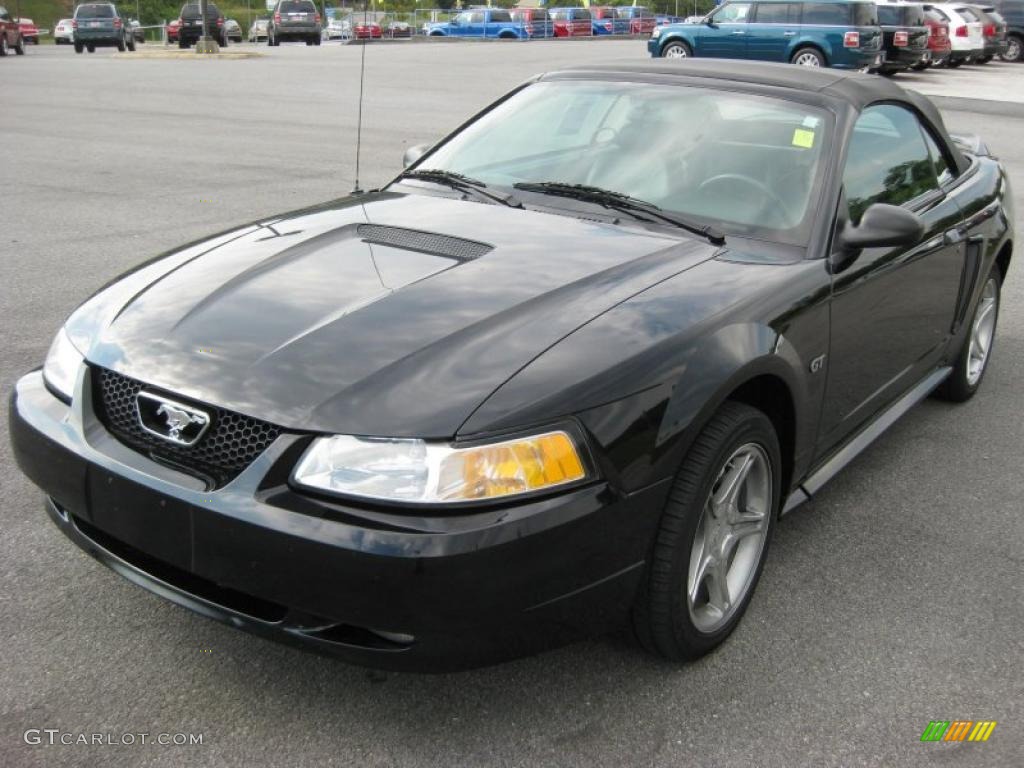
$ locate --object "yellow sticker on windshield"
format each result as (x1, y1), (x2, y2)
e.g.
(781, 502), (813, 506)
(792, 129), (815, 149)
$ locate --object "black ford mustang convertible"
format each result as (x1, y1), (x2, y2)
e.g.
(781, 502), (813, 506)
(11, 61), (1013, 671)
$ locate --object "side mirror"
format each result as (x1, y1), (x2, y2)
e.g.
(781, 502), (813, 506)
(831, 202), (925, 273)
(837, 203), (925, 250)
(402, 143), (431, 169)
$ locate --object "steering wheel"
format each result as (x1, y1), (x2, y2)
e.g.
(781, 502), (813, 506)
(696, 174), (790, 224)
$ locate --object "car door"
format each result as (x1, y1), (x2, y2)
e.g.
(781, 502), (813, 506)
(819, 104), (967, 453)
(696, 2), (752, 57)
(746, 2), (799, 61)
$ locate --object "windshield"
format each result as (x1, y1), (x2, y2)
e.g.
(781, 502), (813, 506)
(414, 80), (830, 243)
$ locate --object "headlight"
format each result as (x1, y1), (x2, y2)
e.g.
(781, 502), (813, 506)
(651, 27), (662, 38)
(43, 328), (84, 403)
(292, 430), (589, 504)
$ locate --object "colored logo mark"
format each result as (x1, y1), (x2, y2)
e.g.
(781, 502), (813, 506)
(920, 720), (997, 742)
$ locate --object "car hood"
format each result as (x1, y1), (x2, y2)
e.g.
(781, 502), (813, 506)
(70, 192), (718, 438)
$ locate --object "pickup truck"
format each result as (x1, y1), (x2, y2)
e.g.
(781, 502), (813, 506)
(426, 9), (528, 39)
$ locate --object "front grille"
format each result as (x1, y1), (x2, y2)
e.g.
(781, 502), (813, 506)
(92, 367), (282, 488)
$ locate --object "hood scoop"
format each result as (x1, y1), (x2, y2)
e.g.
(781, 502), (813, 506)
(357, 224), (492, 262)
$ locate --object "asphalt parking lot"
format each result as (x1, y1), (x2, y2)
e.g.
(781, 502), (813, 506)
(2, 41), (1023, 768)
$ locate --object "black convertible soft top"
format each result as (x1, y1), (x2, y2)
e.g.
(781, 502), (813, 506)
(548, 60), (968, 173)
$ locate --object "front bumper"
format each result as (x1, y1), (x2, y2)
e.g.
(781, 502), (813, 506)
(10, 369), (666, 671)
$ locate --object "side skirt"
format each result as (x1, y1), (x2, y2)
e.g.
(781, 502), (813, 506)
(781, 366), (953, 515)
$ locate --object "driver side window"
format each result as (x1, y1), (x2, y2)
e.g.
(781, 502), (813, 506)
(842, 105), (940, 225)
(712, 3), (752, 23)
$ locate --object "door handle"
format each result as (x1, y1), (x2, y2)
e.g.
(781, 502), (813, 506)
(783, 30), (796, 36)
(944, 227), (967, 245)
(731, 30), (745, 34)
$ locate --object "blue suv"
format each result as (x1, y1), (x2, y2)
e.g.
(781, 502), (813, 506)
(649, 0), (883, 70)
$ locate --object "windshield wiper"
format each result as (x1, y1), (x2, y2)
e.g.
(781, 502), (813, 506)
(399, 169), (522, 209)
(512, 182), (725, 245)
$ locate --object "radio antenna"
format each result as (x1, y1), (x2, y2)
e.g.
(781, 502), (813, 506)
(351, 1), (370, 195)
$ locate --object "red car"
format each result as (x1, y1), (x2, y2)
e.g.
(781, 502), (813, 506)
(509, 8), (552, 37)
(166, 18), (180, 42)
(915, 9), (952, 69)
(353, 20), (381, 39)
(622, 7), (657, 36)
(17, 16), (38, 43)
(550, 7), (592, 37)
(0, 4), (26, 54)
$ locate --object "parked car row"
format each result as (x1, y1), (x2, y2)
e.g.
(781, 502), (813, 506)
(421, 6), (662, 39)
(649, 0), (1023, 70)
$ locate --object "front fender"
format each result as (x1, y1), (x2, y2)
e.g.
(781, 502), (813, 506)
(460, 258), (830, 496)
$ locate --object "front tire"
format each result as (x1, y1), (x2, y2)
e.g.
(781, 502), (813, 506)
(791, 46), (825, 67)
(0, 35), (8, 55)
(14, 34), (25, 54)
(633, 402), (780, 661)
(936, 267), (1001, 402)
(660, 40), (691, 58)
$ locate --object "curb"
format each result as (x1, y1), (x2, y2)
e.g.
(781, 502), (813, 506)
(113, 49), (264, 59)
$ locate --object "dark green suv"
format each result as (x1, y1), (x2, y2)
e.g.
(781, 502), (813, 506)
(650, 0), (883, 70)
(73, 3), (135, 53)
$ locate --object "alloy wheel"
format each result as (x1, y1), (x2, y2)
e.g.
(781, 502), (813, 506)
(794, 51), (821, 67)
(967, 277), (998, 386)
(687, 443), (772, 633)
(664, 43), (688, 59)
(1005, 37), (1021, 62)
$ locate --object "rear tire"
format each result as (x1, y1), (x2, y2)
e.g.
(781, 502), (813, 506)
(0, 36), (7, 56)
(791, 46), (825, 67)
(87, 44), (95, 52)
(936, 267), (1001, 402)
(117, 36), (126, 51)
(74, 41), (83, 53)
(977, 55), (992, 64)
(14, 34), (25, 54)
(632, 402), (780, 661)
(1002, 34), (1022, 61)
(947, 57), (963, 68)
